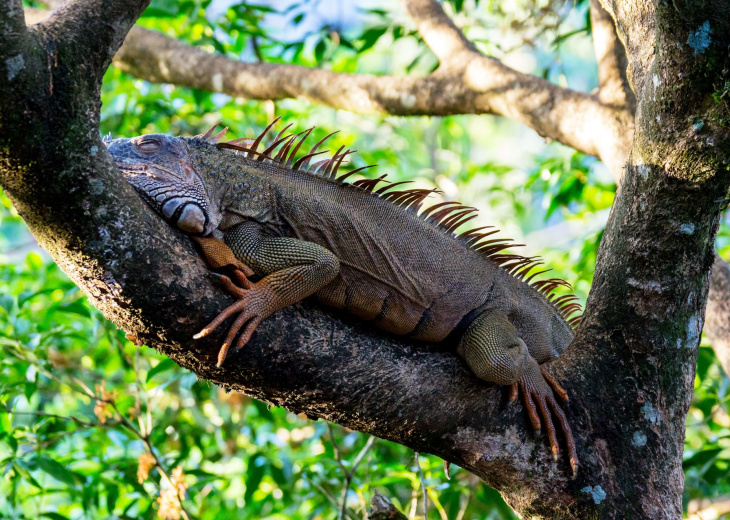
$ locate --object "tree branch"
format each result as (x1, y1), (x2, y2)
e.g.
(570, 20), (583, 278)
(117, 27), (630, 170)
(26, 2), (632, 179)
(368, 490), (408, 520)
(398, 0), (478, 64)
(38, 0), (150, 81)
(589, 0), (635, 112)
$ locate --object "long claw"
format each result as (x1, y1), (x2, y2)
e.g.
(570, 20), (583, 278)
(514, 359), (578, 476)
(212, 310), (253, 366)
(193, 328), (210, 339)
(223, 311), (250, 350)
(547, 397), (578, 478)
(216, 342), (231, 367)
(235, 317), (262, 351)
(541, 365), (569, 403)
(535, 394), (559, 461)
(519, 382), (542, 431)
(194, 299), (247, 338)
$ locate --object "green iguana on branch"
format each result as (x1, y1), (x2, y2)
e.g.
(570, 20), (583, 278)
(104, 120), (581, 475)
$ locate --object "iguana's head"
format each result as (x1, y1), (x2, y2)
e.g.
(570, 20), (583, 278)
(105, 134), (219, 236)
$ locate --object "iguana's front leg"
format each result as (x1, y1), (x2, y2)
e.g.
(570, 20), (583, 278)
(194, 221), (340, 366)
(191, 235), (255, 279)
(457, 311), (577, 476)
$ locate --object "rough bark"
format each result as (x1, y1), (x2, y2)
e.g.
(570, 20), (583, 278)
(3, 1), (730, 519)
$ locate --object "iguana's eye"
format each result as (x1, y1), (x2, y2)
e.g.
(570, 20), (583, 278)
(134, 137), (160, 153)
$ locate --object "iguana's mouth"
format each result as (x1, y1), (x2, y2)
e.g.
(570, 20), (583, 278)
(114, 162), (182, 181)
(162, 199), (208, 235)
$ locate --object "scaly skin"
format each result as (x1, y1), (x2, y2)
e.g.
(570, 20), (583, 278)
(105, 124), (580, 475)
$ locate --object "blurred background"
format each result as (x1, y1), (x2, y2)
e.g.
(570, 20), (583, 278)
(1, 0), (729, 518)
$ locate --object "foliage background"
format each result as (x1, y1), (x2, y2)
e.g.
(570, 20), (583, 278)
(1, 0), (728, 518)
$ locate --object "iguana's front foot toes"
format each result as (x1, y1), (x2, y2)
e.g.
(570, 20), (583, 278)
(517, 359), (578, 478)
(218, 274), (248, 297)
(193, 283), (273, 367)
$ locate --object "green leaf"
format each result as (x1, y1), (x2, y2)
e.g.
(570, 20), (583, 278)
(36, 456), (78, 486)
(106, 481), (119, 513)
(245, 460), (265, 503)
(358, 26), (388, 53)
(314, 38), (327, 63)
(147, 358), (177, 382)
(25, 252), (43, 271)
(683, 448), (724, 470)
(40, 513), (71, 520)
(55, 300), (91, 318)
(13, 460), (43, 489)
(0, 293), (15, 314)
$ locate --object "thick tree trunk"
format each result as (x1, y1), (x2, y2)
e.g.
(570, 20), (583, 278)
(1, 1), (729, 518)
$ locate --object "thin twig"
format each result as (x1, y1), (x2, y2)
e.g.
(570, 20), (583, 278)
(350, 436), (375, 475)
(326, 424), (376, 520)
(108, 401), (193, 520)
(250, 36), (264, 63)
(2, 408), (113, 428)
(414, 452), (428, 520)
(327, 422), (344, 466)
(2, 342), (96, 401)
(302, 474), (358, 520)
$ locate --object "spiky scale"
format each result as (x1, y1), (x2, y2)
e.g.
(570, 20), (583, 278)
(250, 116), (281, 155)
(210, 117), (581, 322)
(293, 150), (328, 170)
(285, 127), (314, 167)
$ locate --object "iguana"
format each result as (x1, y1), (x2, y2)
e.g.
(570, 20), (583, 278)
(105, 120), (581, 475)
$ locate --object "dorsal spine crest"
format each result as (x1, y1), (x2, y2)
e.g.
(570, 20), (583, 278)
(193, 120), (583, 327)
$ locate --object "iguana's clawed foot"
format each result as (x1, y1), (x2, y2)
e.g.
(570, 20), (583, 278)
(510, 359), (578, 478)
(193, 278), (273, 367)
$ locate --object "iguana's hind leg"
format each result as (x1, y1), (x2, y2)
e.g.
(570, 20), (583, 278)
(457, 311), (577, 476)
(194, 221), (340, 366)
